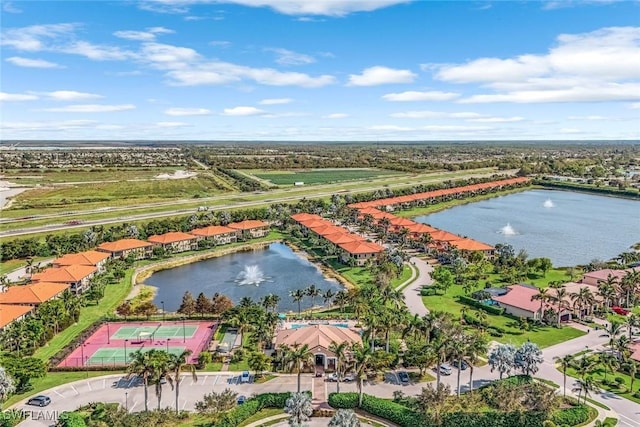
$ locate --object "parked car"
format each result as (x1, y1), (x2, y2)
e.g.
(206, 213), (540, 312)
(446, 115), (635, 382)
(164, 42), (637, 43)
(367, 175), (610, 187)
(342, 373), (356, 382)
(240, 371), (250, 383)
(452, 360), (468, 370)
(439, 364), (452, 376)
(325, 373), (338, 382)
(237, 395), (247, 405)
(397, 371), (410, 383)
(27, 396), (51, 407)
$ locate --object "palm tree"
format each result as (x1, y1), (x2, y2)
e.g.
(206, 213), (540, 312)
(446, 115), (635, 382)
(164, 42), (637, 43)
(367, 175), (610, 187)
(282, 343), (313, 393)
(306, 284), (321, 311)
(531, 288), (550, 321)
(152, 351), (172, 410)
(290, 289), (305, 317)
(576, 375), (598, 404)
(350, 343), (373, 407)
(570, 287), (595, 320)
(247, 351), (271, 379)
(284, 392), (313, 426)
(334, 291), (349, 314)
(329, 341), (349, 394)
(555, 354), (574, 397)
(463, 331), (488, 393)
(628, 314), (640, 340)
(598, 275), (619, 308)
(168, 350), (197, 414)
(329, 409), (360, 427)
(126, 350), (157, 411)
(323, 289), (336, 307)
(620, 271), (639, 308)
(553, 286), (569, 325)
(450, 337), (467, 396)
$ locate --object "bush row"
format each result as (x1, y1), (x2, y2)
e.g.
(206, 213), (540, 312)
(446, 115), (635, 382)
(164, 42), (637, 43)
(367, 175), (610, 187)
(458, 295), (505, 315)
(328, 393), (426, 427)
(212, 392), (302, 427)
(551, 405), (590, 426)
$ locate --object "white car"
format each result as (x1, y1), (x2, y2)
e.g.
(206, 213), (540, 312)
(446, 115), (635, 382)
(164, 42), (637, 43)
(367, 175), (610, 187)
(240, 371), (250, 383)
(342, 373), (356, 382)
(325, 373), (338, 382)
(439, 364), (452, 376)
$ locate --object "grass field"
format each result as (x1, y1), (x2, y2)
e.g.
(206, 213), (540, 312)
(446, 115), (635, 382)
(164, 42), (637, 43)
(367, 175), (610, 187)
(3, 167), (186, 184)
(476, 268), (577, 289)
(422, 284), (585, 348)
(249, 168), (400, 185)
(566, 363), (640, 404)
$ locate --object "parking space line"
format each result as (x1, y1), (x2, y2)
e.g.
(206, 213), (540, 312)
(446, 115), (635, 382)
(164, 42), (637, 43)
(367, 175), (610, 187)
(87, 381), (92, 391)
(199, 375), (207, 386)
(212, 375), (220, 386)
(54, 390), (64, 398)
(70, 385), (79, 396)
(103, 379), (106, 389)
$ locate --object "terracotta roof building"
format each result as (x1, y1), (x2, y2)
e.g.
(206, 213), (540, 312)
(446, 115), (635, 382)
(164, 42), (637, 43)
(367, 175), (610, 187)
(338, 241), (385, 266)
(148, 231), (198, 253)
(580, 269), (637, 287)
(52, 250), (110, 271)
(290, 213), (323, 222)
(449, 238), (495, 256)
(0, 304), (34, 330)
(228, 220), (270, 238)
(275, 324), (362, 370)
(97, 238), (153, 260)
(0, 282), (70, 306)
(190, 225), (238, 245)
(31, 265), (97, 294)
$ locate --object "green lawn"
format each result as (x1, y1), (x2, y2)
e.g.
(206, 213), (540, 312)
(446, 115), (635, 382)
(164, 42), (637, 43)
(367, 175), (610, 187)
(566, 363), (640, 404)
(32, 269), (134, 361)
(476, 268), (579, 289)
(391, 264), (414, 289)
(249, 168), (400, 185)
(5, 370), (121, 408)
(422, 284), (585, 348)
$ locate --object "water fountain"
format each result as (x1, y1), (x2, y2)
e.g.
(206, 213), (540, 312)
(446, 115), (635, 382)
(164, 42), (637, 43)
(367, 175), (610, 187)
(499, 223), (517, 236)
(236, 264), (267, 286)
(543, 199), (555, 208)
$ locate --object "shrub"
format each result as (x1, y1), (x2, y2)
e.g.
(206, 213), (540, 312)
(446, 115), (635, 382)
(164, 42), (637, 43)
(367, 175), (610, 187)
(328, 392), (358, 409)
(197, 351), (212, 368)
(361, 395), (427, 427)
(458, 295), (505, 315)
(614, 376), (625, 385)
(551, 405), (590, 426)
(215, 400), (261, 427)
(421, 288), (437, 296)
(57, 413), (87, 427)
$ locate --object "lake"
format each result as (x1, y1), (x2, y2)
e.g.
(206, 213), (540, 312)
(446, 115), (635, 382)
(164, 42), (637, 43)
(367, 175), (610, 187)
(147, 242), (342, 312)
(414, 190), (639, 267)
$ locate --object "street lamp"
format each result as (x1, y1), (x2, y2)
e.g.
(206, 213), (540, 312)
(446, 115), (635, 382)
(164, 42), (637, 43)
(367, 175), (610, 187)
(124, 339), (128, 364)
(107, 322), (111, 344)
(161, 301), (165, 322)
(182, 317), (186, 343)
(166, 338), (171, 353)
(125, 392), (128, 412)
(80, 344), (85, 368)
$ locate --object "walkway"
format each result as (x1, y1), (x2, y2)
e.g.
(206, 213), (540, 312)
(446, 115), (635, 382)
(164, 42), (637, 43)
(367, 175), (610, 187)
(401, 257), (433, 317)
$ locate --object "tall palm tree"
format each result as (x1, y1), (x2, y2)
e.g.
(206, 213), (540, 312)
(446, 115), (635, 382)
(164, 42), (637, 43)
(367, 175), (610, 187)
(290, 289), (305, 317)
(463, 331), (488, 393)
(168, 350), (197, 414)
(323, 289), (336, 307)
(620, 271), (640, 308)
(555, 354), (574, 397)
(126, 350), (157, 411)
(570, 287), (595, 320)
(553, 286), (569, 325)
(282, 343), (314, 393)
(531, 288), (550, 321)
(328, 341), (349, 394)
(152, 351), (172, 410)
(350, 343), (373, 407)
(334, 291), (349, 314)
(306, 284), (322, 310)
(598, 275), (619, 308)
(451, 337), (468, 396)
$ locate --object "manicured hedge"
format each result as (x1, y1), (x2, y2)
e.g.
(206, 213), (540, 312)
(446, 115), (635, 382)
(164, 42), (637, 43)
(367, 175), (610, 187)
(551, 405), (590, 426)
(329, 393), (427, 427)
(213, 392), (305, 427)
(442, 411), (547, 427)
(458, 295), (505, 315)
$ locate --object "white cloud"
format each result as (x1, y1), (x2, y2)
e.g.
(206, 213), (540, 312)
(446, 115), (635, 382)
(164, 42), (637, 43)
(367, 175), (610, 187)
(0, 23), (77, 51)
(0, 92), (38, 101)
(422, 125), (492, 131)
(138, 0), (410, 16)
(468, 116), (524, 123)
(6, 56), (63, 68)
(41, 91), (103, 101)
(382, 90), (460, 101)
(2, 2), (22, 13)
(266, 48), (315, 66)
(560, 128), (583, 133)
(113, 27), (174, 41)
(628, 103), (640, 109)
(156, 121), (190, 127)
(390, 110), (443, 119)
(542, 0), (623, 10)
(369, 125), (414, 131)
(209, 40), (232, 48)
(259, 98), (292, 105)
(39, 104), (136, 113)
(140, 42), (200, 68)
(223, 106), (265, 116)
(323, 113), (348, 119)
(61, 41), (134, 61)
(435, 27), (640, 104)
(567, 115), (609, 120)
(2, 119), (97, 130)
(348, 66), (416, 86)
(164, 107), (211, 116)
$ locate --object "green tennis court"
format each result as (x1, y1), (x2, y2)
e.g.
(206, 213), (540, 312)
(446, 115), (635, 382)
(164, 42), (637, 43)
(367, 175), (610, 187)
(87, 346), (186, 366)
(110, 325), (197, 340)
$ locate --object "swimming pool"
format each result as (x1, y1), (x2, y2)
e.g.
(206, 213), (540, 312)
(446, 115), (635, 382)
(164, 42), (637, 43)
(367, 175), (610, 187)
(290, 323), (349, 329)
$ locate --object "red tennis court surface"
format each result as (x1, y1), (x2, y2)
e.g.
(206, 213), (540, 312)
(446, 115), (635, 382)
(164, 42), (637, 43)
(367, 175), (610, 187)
(58, 320), (217, 368)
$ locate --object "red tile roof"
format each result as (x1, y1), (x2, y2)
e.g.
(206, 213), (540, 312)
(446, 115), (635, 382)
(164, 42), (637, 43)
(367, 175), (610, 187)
(228, 220), (269, 230)
(492, 284), (541, 313)
(297, 219), (331, 228)
(581, 269), (635, 282)
(0, 282), (70, 305)
(147, 231), (197, 244)
(323, 232), (366, 245)
(429, 230), (463, 242)
(275, 325), (362, 353)
(98, 238), (152, 252)
(0, 304), (34, 329)
(53, 250), (110, 266)
(291, 213), (323, 222)
(310, 224), (346, 236)
(190, 225), (236, 237)
(450, 238), (494, 251)
(339, 240), (385, 255)
(389, 217), (416, 227)
(32, 265), (97, 283)
(404, 223), (438, 234)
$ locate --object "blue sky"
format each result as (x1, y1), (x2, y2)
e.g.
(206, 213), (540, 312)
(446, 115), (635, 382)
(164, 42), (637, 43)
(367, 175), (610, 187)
(1, 0), (639, 141)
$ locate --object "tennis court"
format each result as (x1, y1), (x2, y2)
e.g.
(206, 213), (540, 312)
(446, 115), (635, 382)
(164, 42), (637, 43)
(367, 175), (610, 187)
(110, 324), (197, 340)
(86, 346), (186, 366)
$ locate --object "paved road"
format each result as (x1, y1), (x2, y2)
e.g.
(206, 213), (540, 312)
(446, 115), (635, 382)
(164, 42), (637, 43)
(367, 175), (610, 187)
(402, 257), (432, 317)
